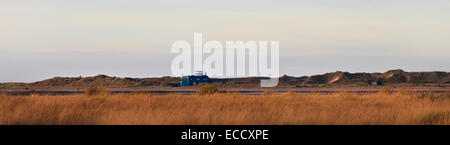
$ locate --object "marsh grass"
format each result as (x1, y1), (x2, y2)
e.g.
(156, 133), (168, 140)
(263, 91), (274, 95)
(381, 88), (394, 95)
(419, 112), (450, 125)
(198, 85), (220, 95)
(85, 86), (109, 96)
(0, 92), (450, 125)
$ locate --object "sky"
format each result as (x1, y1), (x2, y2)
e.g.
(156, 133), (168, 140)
(1, 0), (449, 82)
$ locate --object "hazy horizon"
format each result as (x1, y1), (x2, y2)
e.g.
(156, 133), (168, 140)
(1, 0), (450, 82)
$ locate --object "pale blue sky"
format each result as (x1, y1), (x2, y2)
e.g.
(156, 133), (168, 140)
(1, 0), (449, 82)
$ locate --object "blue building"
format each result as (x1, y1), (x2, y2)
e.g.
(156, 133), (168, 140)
(181, 71), (210, 86)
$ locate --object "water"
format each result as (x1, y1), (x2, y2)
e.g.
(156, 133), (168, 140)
(1, 90), (447, 96)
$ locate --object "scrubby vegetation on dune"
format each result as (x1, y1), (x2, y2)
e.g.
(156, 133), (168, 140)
(1, 70), (449, 89)
(0, 91), (449, 125)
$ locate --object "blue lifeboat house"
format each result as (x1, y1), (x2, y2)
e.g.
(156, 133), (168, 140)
(181, 71), (210, 86)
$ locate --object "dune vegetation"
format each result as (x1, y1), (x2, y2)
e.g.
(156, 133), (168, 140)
(0, 89), (449, 125)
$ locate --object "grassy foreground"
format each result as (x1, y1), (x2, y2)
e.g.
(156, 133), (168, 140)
(1, 91), (449, 125)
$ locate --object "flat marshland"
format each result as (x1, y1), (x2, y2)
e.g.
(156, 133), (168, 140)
(1, 91), (449, 125)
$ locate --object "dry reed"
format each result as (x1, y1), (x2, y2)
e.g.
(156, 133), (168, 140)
(0, 92), (449, 125)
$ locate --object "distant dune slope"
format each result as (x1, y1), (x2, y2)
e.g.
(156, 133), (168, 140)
(0, 69), (449, 89)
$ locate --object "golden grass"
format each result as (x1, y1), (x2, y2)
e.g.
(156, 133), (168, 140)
(0, 92), (449, 125)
